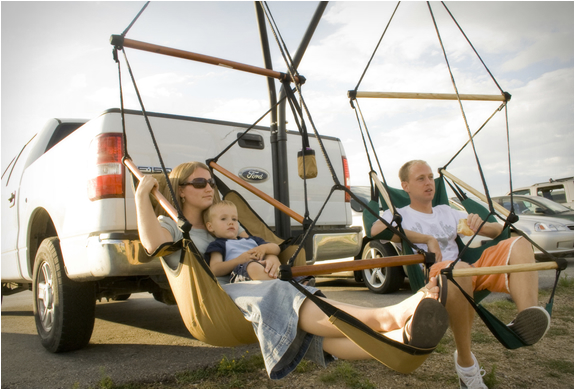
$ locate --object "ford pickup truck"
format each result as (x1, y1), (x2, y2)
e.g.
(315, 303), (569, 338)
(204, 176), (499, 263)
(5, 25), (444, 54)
(1, 108), (361, 352)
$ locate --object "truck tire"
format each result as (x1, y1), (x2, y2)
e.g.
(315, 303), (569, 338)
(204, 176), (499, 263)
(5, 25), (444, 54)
(32, 237), (96, 352)
(361, 241), (405, 294)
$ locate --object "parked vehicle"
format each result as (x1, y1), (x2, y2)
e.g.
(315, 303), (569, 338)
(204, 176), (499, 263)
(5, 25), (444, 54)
(1, 109), (361, 352)
(492, 195), (573, 220)
(450, 198), (573, 260)
(510, 177), (574, 209)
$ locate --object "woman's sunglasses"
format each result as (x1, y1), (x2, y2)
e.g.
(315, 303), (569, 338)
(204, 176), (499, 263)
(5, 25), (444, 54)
(180, 178), (216, 189)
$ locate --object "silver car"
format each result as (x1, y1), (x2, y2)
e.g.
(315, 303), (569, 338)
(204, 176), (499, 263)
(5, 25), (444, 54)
(450, 197), (573, 260)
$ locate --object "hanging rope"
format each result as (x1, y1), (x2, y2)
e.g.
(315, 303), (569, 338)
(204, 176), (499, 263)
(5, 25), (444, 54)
(121, 1), (150, 37)
(114, 44), (190, 232)
(427, 2), (497, 218)
(260, 2), (339, 185)
(443, 102), (506, 168)
(208, 94), (289, 164)
(352, 1), (400, 93)
(440, 1), (508, 97)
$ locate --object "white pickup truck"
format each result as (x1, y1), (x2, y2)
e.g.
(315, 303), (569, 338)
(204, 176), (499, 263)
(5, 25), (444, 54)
(1, 108), (361, 352)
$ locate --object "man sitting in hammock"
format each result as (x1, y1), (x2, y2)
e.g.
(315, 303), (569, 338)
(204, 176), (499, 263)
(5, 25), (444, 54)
(371, 160), (551, 389)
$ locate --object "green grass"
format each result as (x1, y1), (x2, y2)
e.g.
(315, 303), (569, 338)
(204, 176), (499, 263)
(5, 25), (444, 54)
(97, 367), (115, 389)
(482, 364), (498, 389)
(319, 361), (376, 388)
(174, 350), (266, 388)
(540, 359), (574, 376)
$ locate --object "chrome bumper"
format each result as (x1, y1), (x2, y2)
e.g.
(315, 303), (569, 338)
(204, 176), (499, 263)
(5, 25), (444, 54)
(86, 233), (164, 277)
(312, 228), (363, 263)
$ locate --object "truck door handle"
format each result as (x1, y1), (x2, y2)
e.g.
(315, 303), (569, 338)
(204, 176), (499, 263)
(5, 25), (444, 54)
(8, 191), (16, 208)
(237, 133), (264, 150)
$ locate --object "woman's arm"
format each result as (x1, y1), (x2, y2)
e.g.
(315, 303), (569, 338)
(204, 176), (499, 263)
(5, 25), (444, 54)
(135, 175), (173, 253)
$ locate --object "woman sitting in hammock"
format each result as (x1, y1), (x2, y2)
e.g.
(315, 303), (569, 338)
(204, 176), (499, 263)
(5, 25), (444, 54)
(135, 161), (449, 379)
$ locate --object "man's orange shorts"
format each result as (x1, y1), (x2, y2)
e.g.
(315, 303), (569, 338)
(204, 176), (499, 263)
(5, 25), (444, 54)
(430, 237), (523, 294)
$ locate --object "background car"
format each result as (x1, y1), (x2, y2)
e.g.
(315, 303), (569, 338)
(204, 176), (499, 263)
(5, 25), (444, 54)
(450, 197), (573, 260)
(492, 195), (573, 220)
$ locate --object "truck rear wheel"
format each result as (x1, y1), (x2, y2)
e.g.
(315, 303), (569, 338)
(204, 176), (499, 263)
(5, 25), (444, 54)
(361, 241), (405, 294)
(32, 237), (96, 352)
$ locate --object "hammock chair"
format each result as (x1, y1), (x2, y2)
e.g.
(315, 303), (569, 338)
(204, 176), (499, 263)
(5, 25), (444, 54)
(348, 1), (567, 349)
(110, 1), (445, 375)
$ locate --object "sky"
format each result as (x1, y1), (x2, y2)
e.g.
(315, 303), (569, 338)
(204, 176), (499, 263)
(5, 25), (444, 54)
(2, 1), (573, 198)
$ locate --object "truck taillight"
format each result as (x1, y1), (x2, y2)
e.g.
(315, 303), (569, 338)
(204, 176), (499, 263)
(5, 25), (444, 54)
(87, 134), (124, 201)
(342, 156), (351, 202)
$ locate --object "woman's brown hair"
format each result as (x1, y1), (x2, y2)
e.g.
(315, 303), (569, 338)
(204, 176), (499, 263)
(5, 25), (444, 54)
(154, 161), (220, 217)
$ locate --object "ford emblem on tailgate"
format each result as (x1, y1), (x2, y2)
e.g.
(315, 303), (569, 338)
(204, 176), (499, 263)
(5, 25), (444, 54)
(239, 168), (269, 183)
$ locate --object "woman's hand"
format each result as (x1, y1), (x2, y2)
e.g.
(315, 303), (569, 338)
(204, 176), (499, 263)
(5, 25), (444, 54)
(135, 175), (158, 202)
(248, 246), (267, 261)
(259, 256), (281, 278)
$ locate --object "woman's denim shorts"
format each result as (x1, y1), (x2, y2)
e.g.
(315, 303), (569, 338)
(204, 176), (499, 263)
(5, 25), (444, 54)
(222, 279), (330, 379)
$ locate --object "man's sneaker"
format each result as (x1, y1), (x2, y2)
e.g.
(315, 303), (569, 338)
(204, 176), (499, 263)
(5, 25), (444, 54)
(508, 306), (551, 345)
(454, 351), (487, 389)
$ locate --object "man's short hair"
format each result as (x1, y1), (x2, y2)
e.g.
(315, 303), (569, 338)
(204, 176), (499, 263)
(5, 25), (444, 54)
(399, 160), (430, 182)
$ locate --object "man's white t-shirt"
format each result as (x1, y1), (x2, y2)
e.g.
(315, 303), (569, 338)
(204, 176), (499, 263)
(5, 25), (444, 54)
(379, 204), (467, 261)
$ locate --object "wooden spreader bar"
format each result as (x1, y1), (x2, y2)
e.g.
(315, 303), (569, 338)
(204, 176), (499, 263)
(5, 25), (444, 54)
(446, 261), (563, 278)
(209, 161), (305, 224)
(349, 91), (508, 102)
(290, 254), (425, 277)
(110, 35), (302, 84)
(440, 169), (511, 217)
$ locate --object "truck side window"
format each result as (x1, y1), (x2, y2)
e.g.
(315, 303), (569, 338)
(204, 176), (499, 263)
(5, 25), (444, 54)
(511, 189), (530, 196)
(45, 123), (85, 153)
(537, 186), (566, 204)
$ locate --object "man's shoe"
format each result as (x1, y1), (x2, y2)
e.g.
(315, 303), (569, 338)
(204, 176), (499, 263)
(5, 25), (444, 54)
(454, 351), (487, 389)
(508, 306), (551, 345)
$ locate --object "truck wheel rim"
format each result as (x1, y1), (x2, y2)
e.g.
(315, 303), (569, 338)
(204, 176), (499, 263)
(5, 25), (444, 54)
(37, 262), (55, 332)
(364, 248), (385, 288)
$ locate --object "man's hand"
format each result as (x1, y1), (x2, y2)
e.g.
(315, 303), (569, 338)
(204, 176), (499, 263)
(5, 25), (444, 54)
(467, 213), (503, 239)
(425, 236), (442, 263)
(467, 213), (484, 233)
